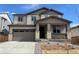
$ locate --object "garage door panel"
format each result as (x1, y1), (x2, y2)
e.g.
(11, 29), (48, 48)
(13, 32), (35, 41)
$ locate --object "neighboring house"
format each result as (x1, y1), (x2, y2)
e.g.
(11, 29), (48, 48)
(0, 12), (12, 33)
(0, 12), (12, 42)
(68, 25), (79, 44)
(8, 7), (71, 42)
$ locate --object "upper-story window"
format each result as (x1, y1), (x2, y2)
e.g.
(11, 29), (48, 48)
(32, 16), (36, 23)
(53, 26), (61, 33)
(18, 16), (23, 22)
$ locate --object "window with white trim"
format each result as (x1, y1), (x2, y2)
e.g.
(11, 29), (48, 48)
(18, 16), (23, 22)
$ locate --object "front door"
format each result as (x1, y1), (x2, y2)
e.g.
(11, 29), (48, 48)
(39, 26), (45, 39)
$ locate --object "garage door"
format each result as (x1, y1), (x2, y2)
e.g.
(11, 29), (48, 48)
(13, 29), (35, 41)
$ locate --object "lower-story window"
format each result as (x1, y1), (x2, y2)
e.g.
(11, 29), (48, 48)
(53, 26), (60, 33)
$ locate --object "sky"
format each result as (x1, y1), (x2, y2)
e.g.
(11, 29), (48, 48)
(0, 4), (79, 27)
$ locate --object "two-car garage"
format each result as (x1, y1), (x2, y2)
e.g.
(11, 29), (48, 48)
(13, 29), (35, 41)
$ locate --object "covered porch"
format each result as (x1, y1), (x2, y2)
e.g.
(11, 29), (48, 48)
(35, 16), (70, 41)
(35, 23), (68, 41)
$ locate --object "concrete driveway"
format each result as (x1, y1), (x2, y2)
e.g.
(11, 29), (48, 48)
(0, 41), (36, 54)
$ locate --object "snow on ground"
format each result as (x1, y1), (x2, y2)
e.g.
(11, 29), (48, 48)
(0, 41), (36, 54)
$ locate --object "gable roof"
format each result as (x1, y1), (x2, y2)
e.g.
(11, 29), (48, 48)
(36, 16), (72, 24)
(25, 7), (63, 15)
(13, 7), (63, 16)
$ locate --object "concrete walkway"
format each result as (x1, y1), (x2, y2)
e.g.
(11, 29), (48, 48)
(0, 41), (36, 54)
(34, 42), (42, 54)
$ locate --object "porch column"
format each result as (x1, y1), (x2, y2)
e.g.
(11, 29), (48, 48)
(35, 24), (40, 41)
(8, 27), (13, 41)
(47, 24), (52, 40)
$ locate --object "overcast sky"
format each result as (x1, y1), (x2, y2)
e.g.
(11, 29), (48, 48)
(0, 4), (79, 27)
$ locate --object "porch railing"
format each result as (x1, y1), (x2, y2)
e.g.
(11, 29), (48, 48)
(52, 33), (67, 39)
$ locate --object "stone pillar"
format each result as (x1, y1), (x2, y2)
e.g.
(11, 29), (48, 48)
(67, 24), (71, 43)
(47, 24), (52, 40)
(35, 24), (40, 41)
(8, 27), (13, 41)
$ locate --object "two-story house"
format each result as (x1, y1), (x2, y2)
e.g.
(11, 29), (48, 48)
(8, 7), (71, 42)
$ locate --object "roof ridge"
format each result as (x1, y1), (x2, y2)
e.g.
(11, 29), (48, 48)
(13, 7), (63, 15)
